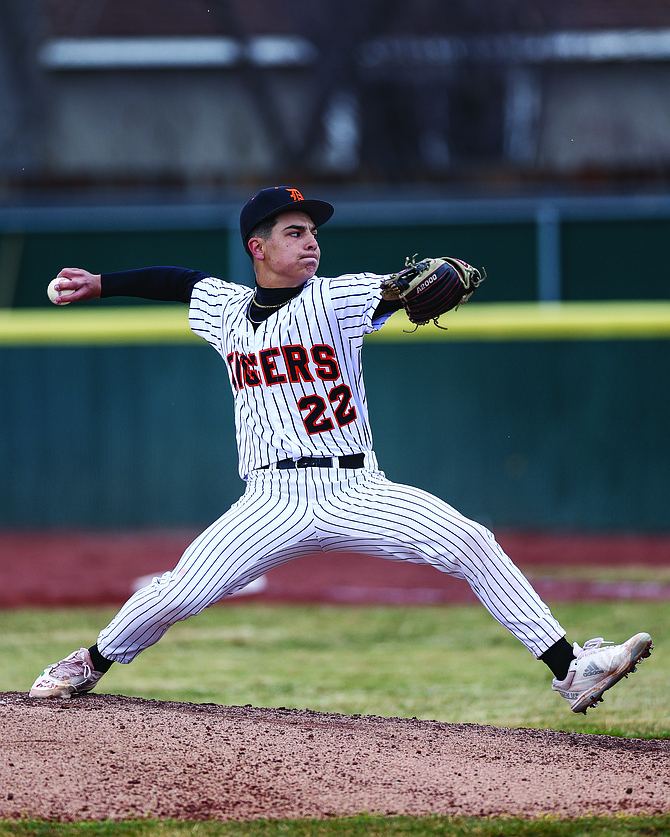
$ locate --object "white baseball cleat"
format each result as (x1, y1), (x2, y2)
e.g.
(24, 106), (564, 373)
(551, 632), (653, 714)
(29, 647), (105, 698)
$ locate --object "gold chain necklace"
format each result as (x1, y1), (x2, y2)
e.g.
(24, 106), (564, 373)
(246, 289), (301, 324)
(250, 289), (300, 309)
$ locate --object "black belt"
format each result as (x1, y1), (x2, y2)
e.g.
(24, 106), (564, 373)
(261, 453), (365, 470)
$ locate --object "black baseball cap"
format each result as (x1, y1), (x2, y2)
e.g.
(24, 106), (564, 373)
(239, 186), (334, 253)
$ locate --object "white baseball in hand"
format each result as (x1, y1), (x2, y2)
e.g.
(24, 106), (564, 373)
(47, 278), (76, 305)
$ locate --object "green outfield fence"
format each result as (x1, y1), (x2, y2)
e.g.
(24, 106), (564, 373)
(1, 193), (669, 531)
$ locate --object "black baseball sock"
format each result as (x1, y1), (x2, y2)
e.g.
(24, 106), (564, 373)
(540, 637), (575, 681)
(88, 644), (114, 673)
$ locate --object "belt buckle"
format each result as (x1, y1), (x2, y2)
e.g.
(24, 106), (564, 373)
(298, 456), (330, 468)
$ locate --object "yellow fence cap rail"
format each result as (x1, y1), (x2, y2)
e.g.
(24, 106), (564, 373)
(371, 300), (670, 341)
(0, 304), (200, 346)
(1, 300), (670, 345)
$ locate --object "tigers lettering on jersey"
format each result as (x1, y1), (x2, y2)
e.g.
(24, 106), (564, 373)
(226, 343), (341, 391)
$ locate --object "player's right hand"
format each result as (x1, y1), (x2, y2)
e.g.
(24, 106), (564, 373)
(54, 268), (102, 302)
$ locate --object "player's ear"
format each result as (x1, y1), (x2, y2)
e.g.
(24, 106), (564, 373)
(248, 237), (266, 261)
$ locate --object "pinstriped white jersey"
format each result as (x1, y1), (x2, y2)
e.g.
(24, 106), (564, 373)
(189, 273), (394, 479)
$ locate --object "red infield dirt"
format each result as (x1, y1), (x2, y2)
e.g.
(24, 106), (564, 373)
(1, 528), (669, 822)
(1, 528), (669, 608)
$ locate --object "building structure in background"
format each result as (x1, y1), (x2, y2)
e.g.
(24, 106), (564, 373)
(2, 0), (670, 194)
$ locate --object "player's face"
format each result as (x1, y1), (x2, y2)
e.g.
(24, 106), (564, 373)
(252, 210), (321, 287)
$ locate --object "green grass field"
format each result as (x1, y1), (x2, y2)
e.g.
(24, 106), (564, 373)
(3, 816), (670, 837)
(3, 600), (666, 736)
(1, 600), (668, 836)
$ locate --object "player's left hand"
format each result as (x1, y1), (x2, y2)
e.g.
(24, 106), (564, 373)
(381, 255), (485, 329)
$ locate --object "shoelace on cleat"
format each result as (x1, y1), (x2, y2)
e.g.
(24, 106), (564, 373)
(578, 638), (611, 655)
(49, 656), (91, 680)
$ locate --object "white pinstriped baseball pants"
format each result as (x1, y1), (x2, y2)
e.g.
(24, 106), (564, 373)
(97, 458), (566, 663)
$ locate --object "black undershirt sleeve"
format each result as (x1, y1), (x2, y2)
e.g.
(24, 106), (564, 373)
(100, 266), (208, 303)
(375, 297), (403, 316)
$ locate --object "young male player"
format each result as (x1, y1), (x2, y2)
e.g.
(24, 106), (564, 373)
(30, 187), (653, 715)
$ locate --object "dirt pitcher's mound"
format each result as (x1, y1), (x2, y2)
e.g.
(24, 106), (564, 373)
(1, 692), (669, 822)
